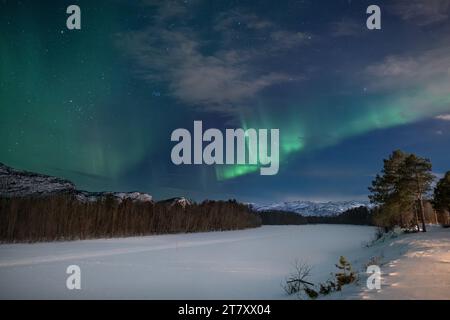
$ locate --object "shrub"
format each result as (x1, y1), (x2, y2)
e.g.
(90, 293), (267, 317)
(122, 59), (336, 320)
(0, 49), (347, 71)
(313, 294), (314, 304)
(283, 260), (315, 297)
(283, 256), (357, 299)
(334, 256), (356, 289)
(304, 287), (319, 299)
(319, 280), (336, 295)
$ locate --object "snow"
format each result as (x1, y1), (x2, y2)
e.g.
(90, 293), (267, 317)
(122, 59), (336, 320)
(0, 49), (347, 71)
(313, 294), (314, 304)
(0, 163), (75, 197)
(0, 225), (374, 299)
(331, 225), (450, 300)
(0, 163), (153, 203)
(0, 225), (448, 299)
(75, 191), (153, 203)
(158, 197), (193, 208)
(251, 200), (372, 216)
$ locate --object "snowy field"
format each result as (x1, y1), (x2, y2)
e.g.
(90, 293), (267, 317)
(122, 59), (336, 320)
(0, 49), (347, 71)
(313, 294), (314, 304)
(0, 224), (448, 300)
(0, 225), (374, 299)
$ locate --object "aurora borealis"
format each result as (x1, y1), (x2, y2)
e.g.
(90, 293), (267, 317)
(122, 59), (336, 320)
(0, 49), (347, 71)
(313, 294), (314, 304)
(1, 0), (450, 203)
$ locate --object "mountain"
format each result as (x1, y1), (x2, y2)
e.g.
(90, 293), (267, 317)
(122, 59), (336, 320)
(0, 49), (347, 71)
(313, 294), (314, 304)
(75, 191), (153, 203)
(0, 163), (75, 197)
(250, 200), (372, 217)
(157, 197), (193, 208)
(0, 163), (152, 203)
(1, 163), (370, 216)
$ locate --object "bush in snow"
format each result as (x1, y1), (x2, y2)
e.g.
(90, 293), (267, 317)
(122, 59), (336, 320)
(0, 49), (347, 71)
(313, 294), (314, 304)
(334, 256), (357, 289)
(283, 260), (317, 298)
(284, 256), (357, 299)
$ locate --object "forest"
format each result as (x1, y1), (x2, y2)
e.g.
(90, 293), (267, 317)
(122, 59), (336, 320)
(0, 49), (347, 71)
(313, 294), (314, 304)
(0, 196), (261, 243)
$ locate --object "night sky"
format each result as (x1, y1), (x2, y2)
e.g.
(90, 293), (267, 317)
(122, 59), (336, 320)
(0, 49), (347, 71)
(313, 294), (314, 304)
(1, 0), (449, 203)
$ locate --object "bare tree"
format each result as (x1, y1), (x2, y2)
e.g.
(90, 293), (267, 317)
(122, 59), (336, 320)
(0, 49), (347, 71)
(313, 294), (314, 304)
(283, 260), (316, 298)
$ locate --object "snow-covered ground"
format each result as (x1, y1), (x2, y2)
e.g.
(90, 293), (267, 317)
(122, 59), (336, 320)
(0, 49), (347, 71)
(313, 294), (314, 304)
(0, 225), (448, 300)
(333, 225), (450, 300)
(0, 225), (373, 299)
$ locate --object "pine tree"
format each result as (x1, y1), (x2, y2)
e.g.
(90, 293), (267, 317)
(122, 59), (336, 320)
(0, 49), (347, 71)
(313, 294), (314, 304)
(369, 150), (407, 205)
(433, 171), (450, 220)
(369, 150), (415, 229)
(369, 150), (434, 231)
(398, 155), (434, 232)
(334, 256), (356, 289)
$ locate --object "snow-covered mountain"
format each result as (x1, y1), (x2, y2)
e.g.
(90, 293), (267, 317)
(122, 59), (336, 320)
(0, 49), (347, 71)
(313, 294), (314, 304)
(75, 191), (153, 203)
(0, 163), (75, 197)
(0, 163), (152, 203)
(157, 197), (193, 208)
(1, 163), (368, 214)
(251, 200), (371, 217)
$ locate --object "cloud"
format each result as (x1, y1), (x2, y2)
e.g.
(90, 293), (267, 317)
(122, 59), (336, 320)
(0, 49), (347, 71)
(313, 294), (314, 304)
(214, 11), (311, 51)
(117, 28), (291, 114)
(269, 30), (311, 49)
(331, 18), (364, 37)
(116, 5), (309, 114)
(214, 11), (274, 32)
(360, 36), (450, 125)
(366, 56), (418, 78)
(435, 114), (450, 121)
(173, 65), (288, 108)
(388, 0), (450, 26)
(140, 0), (195, 20)
(364, 39), (450, 91)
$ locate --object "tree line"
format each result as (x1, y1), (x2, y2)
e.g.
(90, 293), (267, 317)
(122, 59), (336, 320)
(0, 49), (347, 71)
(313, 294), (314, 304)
(0, 195), (261, 243)
(369, 150), (450, 231)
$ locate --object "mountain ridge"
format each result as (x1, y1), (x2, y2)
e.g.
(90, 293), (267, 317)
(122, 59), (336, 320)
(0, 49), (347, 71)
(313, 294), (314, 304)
(0, 163), (153, 203)
(250, 200), (372, 217)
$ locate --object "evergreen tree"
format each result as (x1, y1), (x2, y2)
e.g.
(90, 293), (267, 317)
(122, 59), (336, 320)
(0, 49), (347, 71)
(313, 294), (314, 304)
(397, 155), (434, 232)
(369, 150), (407, 205)
(369, 150), (414, 229)
(433, 171), (450, 218)
(369, 150), (434, 231)
(334, 256), (356, 289)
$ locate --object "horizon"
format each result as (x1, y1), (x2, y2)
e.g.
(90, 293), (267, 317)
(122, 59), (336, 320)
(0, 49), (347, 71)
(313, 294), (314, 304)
(1, 160), (373, 204)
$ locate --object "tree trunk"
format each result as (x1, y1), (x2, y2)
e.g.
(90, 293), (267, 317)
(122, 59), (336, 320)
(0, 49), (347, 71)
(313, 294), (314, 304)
(418, 197), (427, 232)
(414, 205), (420, 231)
(414, 170), (427, 232)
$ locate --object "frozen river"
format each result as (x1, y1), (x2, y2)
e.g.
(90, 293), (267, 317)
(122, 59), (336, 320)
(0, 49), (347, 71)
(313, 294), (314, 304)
(0, 225), (375, 299)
